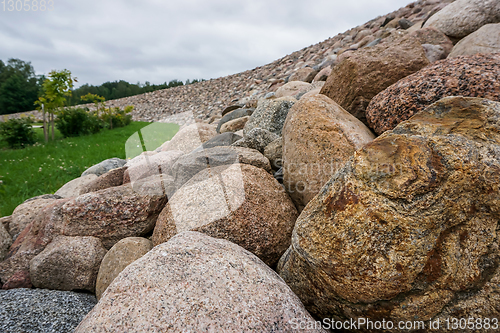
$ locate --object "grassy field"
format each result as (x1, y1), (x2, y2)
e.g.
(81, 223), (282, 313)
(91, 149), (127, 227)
(0, 121), (179, 217)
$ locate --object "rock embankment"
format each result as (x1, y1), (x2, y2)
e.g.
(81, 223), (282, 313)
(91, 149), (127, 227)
(2, 0), (500, 331)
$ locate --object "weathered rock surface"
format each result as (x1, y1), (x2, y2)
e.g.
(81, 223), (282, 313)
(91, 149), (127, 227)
(366, 53), (500, 134)
(0, 288), (97, 333)
(243, 97), (296, 136)
(161, 123), (217, 153)
(264, 137), (283, 170)
(30, 236), (107, 292)
(171, 146), (271, 192)
(76, 232), (323, 333)
(320, 32), (430, 125)
(220, 115), (249, 133)
(449, 23), (500, 57)
(216, 108), (254, 133)
(81, 158), (126, 177)
(424, 0), (500, 39)
(10, 197), (61, 238)
(283, 94), (375, 211)
(232, 127), (280, 154)
(80, 167), (126, 194)
(153, 164), (297, 266)
(95, 237), (153, 300)
(54, 174), (98, 198)
(278, 97), (500, 325)
(0, 222), (11, 261)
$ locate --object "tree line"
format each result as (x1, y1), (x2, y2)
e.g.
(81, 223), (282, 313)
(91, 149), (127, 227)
(0, 58), (204, 115)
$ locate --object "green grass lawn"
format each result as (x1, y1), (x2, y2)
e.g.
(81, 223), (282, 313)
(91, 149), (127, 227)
(0, 121), (179, 217)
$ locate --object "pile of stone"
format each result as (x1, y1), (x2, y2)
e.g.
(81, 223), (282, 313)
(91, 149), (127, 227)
(1, 0), (500, 331)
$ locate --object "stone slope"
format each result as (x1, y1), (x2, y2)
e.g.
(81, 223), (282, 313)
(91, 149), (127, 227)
(100, 0), (455, 123)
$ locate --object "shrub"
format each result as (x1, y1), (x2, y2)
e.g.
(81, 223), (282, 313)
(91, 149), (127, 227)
(101, 105), (133, 129)
(55, 107), (103, 138)
(0, 117), (36, 148)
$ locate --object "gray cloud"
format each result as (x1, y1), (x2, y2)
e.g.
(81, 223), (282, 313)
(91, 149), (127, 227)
(0, 0), (412, 86)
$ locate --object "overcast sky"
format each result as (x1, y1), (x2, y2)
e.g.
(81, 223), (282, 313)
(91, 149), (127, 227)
(1, 0), (412, 87)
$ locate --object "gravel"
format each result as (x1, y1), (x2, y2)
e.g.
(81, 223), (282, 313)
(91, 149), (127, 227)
(0, 288), (97, 333)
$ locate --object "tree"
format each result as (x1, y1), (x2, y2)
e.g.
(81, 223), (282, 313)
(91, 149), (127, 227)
(35, 69), (76, 142)
(0, 59), (41, 115)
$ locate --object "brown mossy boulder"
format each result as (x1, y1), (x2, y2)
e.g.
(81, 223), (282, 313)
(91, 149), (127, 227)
(278, 97), (500, 327)
(366, 53), (500, 135)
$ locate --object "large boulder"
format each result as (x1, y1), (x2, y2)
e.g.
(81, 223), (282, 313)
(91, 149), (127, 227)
(243, 97), (296, 136)
(30, 236), (107, 293)
(171, 146), (271, 189)
(423, 0), (500, 39)
(0, 288), (97, 333)
(366, 53), (500, 135)
(320, 32), (430, 125)
(81, 158), (126, 177)
(153, 164), (298, 267)
(232, 127), (279, 154)
(123, 150), (184, 183)
(95, 237), (153, 300)
(449, 23), (500, 57)
(10, 196), (61, 238)
(161, 123), (217, 153)
(54, 174), (98, 198)
(283, 94), (375, 211)
(216, 108), (254, 133)
(75, 232), (323, 333)
(0, 182), (166, 287)
(80, 167), (126, 194)
(278, 97), (500, 325)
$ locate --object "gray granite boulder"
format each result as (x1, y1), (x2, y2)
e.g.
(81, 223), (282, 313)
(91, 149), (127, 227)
(232, 127), (279, 154)
(201, 132), (243, 150)
(449, 23), (500, 57)
(0, 288), (97, 333)
(243, 97), (296, 136)
(81, 158), (126, 177)
(75, 232), (323, 332)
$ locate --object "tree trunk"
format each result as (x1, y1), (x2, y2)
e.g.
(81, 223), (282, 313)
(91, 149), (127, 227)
(42, 104), (48, 143)
(51, 112), (55, 141)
